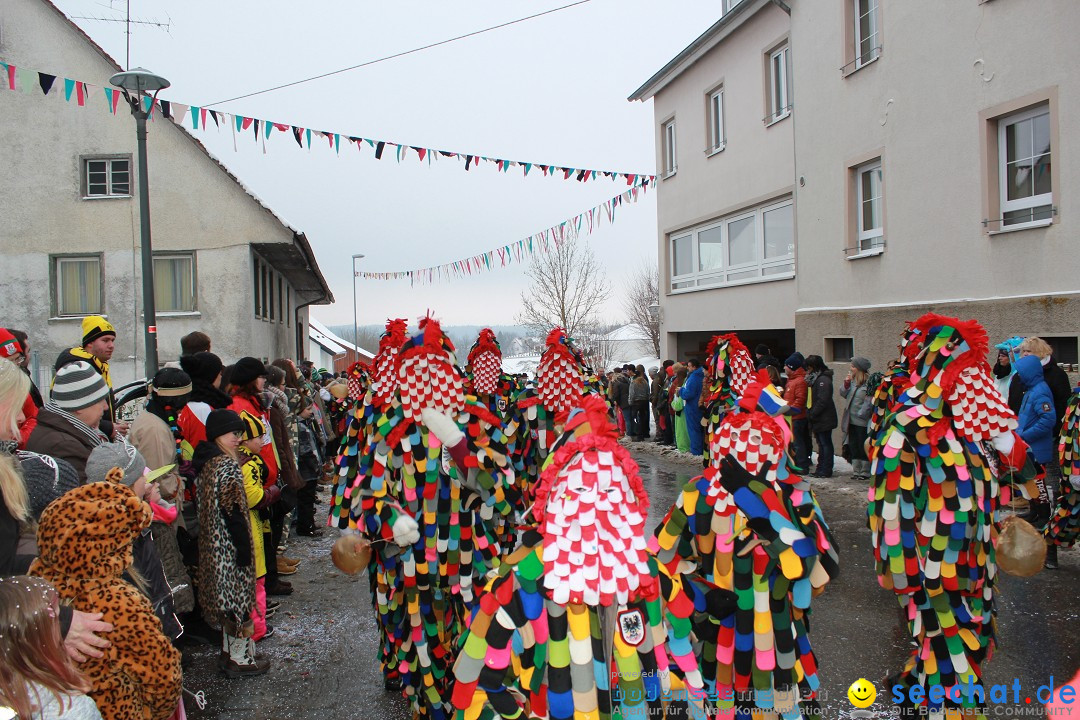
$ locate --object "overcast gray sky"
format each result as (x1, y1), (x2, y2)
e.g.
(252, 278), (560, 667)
(52, 0), (720, 328)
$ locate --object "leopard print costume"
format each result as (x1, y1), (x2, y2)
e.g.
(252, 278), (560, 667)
(31, 482), (182, 720)
(196, 451), (256, 636)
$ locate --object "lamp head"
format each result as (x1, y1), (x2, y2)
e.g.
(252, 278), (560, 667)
(109, 68), (170, 94)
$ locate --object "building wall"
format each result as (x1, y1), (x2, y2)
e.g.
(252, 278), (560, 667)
(0, 0), (310, 386)
(650, 1), (796, 359)
(790, 0), (1080, 366)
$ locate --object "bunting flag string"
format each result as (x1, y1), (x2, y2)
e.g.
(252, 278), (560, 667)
(354, 178), (651, 286)
(0, 59), (655, 186)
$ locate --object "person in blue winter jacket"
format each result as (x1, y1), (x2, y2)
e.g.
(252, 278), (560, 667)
(1016, 354), (1056, 527)
(679, 357), (705, 455)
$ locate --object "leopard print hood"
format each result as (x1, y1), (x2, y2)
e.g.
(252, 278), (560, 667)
(32, 481), (151, 582)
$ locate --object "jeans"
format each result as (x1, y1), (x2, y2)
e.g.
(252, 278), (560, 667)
(813, 430), (834, 476)
(620, 406), (634, 437)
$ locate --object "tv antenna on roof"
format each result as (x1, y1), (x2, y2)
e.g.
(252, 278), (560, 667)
(69, 0), (171, 69)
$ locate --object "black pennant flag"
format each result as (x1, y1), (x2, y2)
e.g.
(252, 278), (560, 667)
(39, 73), (56, 95)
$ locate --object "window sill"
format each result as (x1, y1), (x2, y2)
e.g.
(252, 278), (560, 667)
(155, 311), (202, 318)
(764, 110), (791, 128)
(669, 271), (795, 295)
(846, 247), (885, 260)
(842, 54), (880, 78)
(81, 195), (132, 201)
(987, 219), (1053, 236)
(705, 144), (726, 158)
(49, 314), (106, 322)
(663, 170), (677, 180)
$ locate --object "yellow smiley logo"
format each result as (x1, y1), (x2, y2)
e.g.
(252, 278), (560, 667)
(848, 678), (877, 708)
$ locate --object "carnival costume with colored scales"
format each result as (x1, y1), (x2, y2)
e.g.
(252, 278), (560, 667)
(452, 396), (726, 720)
(1047, 386), (1080, 547)
(866, 314), (1031, 716)
(654, 367), (838, 720)
(700, 334), (758, 467)
(333, 317), (519, 720)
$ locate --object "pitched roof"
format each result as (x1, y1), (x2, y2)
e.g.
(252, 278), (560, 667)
(308, 318), (374, 359)
(628, 0), (780, 102)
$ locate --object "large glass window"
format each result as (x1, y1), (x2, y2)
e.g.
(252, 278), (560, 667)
(54, 255), (102, 316)
(668, 198), (794, 292)
(999, 105), (1052, 228)
(153, 253), (196, 313)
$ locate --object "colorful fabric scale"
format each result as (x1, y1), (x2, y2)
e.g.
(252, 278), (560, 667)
(330, 318), (520, 720)
(654, 367), (837, 719)
(700, 334), (758, 467)
(866, 314), (1020, 715)
(1047, 388), (1080, 547)
(453, 398), (715, 720)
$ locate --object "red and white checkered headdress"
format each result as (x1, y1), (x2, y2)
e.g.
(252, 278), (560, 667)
(703, 333), (758, 405)
(536, 328), (585, 416)
(709, 374), (791, 482)
(395, 316), (465, 424)
(467, 328), (503, 396)
(371, 319), (408, 409)
(346, 360), (370, 402)
(532, 396), (654, 607)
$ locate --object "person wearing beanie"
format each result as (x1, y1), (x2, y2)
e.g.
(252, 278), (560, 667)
(27, 362), (109, 481)
(30, 481), (183, 720)
(177, 352), (231, 460)
(192, 408), (268, 677)
(805, 354), (838, 478)
(53, 316), (118, 433)
(227, 358), (279, 495)
(236, 410), (283, 641)
(840, 357), (874, 480)
(783, 351), (811, 473)
(753, 342), (783, 374)
(84, 442), (183, 640)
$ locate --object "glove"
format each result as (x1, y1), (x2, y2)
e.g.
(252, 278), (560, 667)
(421, 408), (465, 447)
(391, 513), (420, 547)
(255, 484), (281, 510)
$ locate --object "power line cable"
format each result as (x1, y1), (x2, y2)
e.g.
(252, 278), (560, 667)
(202, 0), (592, 107)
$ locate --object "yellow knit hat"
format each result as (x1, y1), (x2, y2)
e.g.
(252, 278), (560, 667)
(81, 315), (116, 346)
(238, 410), (266, 441)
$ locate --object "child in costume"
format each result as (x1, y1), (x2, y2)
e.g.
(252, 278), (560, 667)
(1045, 385), (1080, 568)
(866, 314), (1030, 716)
(238, 411), (281, 642)
(452, 395), (722, 720)
(341, 317), (519, 719)
(653, 371), (838, 719)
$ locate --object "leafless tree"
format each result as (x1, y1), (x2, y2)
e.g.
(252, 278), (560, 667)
(575, 322), (620, 372)
(516, 230), (611, 340)
(622, 258), (660, 357)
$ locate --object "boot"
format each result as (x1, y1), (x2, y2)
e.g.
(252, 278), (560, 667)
(221, 634), (270, 678)
(1045, 543), (1059, 570)
(1020, 501), (1051, 529)
(276, 558), (298, 575)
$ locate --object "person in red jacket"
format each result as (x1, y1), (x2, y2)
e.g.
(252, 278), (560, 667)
(0, 329), (38, 448)
(783, 352), (811, 473)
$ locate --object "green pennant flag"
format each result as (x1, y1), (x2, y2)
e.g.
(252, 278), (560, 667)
(191, 105), (200, 129)
(64, 78), (75, 101)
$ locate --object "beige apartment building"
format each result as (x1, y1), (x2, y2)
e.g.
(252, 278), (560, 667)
(634, 0), (1080, 368)
(630, 0), (797, 361)
(0, 0), (333, 389)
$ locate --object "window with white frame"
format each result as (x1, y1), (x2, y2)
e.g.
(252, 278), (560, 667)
(83, 157), (131, 198)
(663, 120), (677, 177)
(153, 253), (196, 313)
(668, 198), (794, 292)
(709, 88), (725, 152)
(856, 160), (884, 253)
(999, 105), (1052, 228)
(854, 0), (880, 68)
(768, 45), (790, 122)
(53, 255), (102, 316)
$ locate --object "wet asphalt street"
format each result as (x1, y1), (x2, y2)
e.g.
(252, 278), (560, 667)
(182, 446), (1079, 719)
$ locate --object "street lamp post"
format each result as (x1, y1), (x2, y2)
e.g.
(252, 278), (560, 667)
(351, 254), (365, 363)
(109, 68), (170, 379)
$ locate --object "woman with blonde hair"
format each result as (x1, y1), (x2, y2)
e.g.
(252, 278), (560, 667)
(0, 359), (33, 573)
(0, 575), (101, 719)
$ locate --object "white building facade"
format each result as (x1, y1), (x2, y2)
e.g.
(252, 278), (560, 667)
(0, 0), (333, 390)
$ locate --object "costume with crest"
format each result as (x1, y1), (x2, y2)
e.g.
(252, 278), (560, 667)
(335, 318), (519, 719)
(452, 396), (723, 720)
(866, 314), (1031, 714)
(654, 362), (838, 719)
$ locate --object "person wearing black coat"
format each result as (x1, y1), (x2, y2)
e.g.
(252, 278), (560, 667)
(805, 355), (838, 478)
